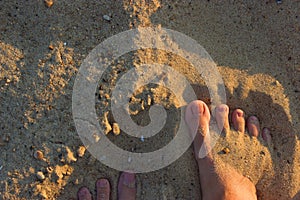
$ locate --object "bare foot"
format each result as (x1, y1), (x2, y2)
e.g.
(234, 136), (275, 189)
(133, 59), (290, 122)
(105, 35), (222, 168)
(185, 100), (271, 200)
(77, 172), (136, 200)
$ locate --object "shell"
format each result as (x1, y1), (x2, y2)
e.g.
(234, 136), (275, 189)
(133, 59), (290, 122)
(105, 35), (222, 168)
(34, 150), (44, 160)
(103, 15), (111, 21)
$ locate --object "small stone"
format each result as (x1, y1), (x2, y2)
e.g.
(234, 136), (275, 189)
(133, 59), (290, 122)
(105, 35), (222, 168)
(113, 123), (120, 135)
(222, 147), (230, 154)
(104, 93), (110, 99)
(103, 15), (111, 21)
(44, 0), (54, 8)
(74, 179), (79, 185)
(6, 79), (11, 83)
(46, 166), (53, 173)
(34, 150), (44, 160)
(36, 171), (45, 180)
(77, 146), (86, 157)
(48, 44), (54, 50)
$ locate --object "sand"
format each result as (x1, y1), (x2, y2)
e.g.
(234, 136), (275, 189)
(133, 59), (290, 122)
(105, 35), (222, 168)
(0, 0), (299, 199)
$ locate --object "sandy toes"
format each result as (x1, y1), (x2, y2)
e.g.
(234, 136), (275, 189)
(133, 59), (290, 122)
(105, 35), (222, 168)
(185, 100), (272, 200)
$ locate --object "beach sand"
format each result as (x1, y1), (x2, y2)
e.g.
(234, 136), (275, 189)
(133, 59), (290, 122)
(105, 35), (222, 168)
(0, 0), (299, 199)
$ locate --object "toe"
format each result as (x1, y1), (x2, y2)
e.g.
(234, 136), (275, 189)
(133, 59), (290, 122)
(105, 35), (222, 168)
(77, 187), (92, 200)
(185, 100), (210, 138)
(118, 172), (136, 200)
(96, 179), (110, 200)
(185, 100), (212, 159)
(232, 109), (245, 133)
(247, 116), (260, 137)
(262, 127), (272, 145)
(215, 104), (229, 133)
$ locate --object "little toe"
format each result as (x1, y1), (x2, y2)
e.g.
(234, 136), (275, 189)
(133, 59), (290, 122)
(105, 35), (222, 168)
(232, 109), (245, 133)
(262, 127), (272, 145)
(96, 179), (110, 200)
(215, 104), (230, 133)
(77, 187), (92, 200)
(247, 116), (260, 137)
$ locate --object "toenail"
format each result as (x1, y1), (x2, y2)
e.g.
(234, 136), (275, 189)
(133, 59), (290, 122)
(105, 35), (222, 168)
(80, 188), (89, 195)
(237, 111), (243, 117)
(217, 106), (226, 112)
(97, 179), (108, 188)
(123, 173), (136, 188)
(191, 103), (200, 116)
(248, 116), (258, 124)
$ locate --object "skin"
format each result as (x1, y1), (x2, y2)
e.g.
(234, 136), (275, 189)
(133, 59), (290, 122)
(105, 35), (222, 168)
(77, 100), (272, 200)
(77, 172), (136, 200)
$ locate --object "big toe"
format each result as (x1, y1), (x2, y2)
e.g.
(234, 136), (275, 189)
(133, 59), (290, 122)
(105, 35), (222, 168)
(232, 109), (245, 133)
(118, 172), (136, 200)
(185, 100), (210, 138)
(185, 100), (211, 159)
(77, 187), (92, 200)
(96, 179), (110, 200)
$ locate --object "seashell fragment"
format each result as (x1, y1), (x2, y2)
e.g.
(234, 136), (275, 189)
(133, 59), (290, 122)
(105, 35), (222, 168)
(103, 15), (111, 21)
(34, 150), (44, 160)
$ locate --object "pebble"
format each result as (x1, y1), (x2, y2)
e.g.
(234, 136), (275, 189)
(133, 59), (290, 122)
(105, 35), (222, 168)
(36, 171), (45, 180)
(44, 0), (54, 8)
(34, 150), (44, 160)
(48, 44), (54, 50)
(113, 123), (120, 135)
(77, 146), (86, 157)
(103, 15), (111, 21)
(222, 147), (230, 154)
